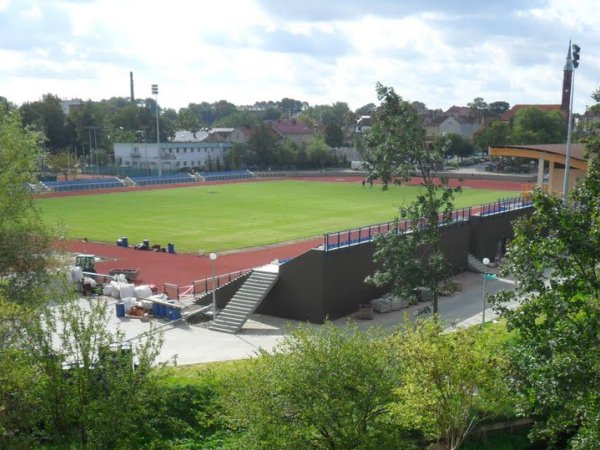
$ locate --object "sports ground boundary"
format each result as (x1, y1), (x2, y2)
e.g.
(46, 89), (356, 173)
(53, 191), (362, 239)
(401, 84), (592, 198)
(59, 174), (525, 287)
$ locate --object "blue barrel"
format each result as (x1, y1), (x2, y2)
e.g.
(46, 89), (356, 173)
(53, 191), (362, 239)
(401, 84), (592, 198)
(167, 307), (181, 321)
(117, 239), (123, 247)
(115, 302), (125, 318)
(152, 302), (160, 316)
(167, 243), (175, 254)
(159, 303), (168, 317)
(122, 237), (129, 248)
(143, 239), (149, 249)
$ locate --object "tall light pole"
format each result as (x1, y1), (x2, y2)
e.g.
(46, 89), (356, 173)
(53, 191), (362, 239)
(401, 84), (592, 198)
(137, 129), (148, 175)
(482, 257), (490, 325)
(152, 84), (161, 176)
(84, 126), (97, 174)
(562, 42), (580, 200)
(210, 253), (218, 319)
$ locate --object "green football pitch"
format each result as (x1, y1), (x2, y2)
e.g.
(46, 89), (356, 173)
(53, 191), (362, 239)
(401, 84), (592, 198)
(37, 180), (516, 253)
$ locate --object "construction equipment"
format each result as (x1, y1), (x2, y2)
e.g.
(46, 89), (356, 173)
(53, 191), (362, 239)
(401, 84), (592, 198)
(75, 254), (96, 273)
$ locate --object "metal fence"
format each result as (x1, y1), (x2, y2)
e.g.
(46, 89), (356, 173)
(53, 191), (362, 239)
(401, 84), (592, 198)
(192, 268), (252, 297)
(323, 206), (472, 252)
(479, 196), (533, 217)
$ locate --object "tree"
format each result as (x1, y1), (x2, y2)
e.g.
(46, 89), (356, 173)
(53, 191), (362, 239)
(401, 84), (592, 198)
(355, 102), (377, 117)
(19, 94), (71, 152)
(324, 123), (344, 147)
(220, 322), (411, 449)
(30, 298), (169, 448)
(467, 97), (488, 117)
(307, 136), (330, 169)
(278, 97), (305, 117)
(46, 151), (78, 180)
(365, 83), (460, 315)
(0, 105), (54, 302)
(491, 140), (600, 449)
(488, 101), (510, 118)
(391, 320), (513, 450)
(473, 120), (512, 151)
(443, 133), (475, 160)
(214, 110), (262, 128)
(512, 107), (566, 144)
(246, 124), (280, 168)
(176, 107), (203, 132)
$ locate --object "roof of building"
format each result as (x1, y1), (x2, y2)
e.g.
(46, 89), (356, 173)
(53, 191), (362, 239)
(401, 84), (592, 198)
(171, 130), (209, 142)
(490, 143), (587, 170)
(500, 104), (562, 121)
(356, 116), (372, 127)
(270, 119), (313, 135)
(445, 105), (471, 117)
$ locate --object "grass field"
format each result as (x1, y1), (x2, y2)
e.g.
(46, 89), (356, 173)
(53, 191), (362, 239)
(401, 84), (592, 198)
(38, 180), (516, 252)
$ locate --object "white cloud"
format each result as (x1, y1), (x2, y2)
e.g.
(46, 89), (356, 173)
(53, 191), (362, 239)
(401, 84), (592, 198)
(0, 0), (598, 113)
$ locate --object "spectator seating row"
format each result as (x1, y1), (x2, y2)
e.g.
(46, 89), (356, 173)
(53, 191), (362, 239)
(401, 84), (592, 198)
(130, 173), (196, 187)
(198, 170), (254, 182)
(44, 177), (124, 192)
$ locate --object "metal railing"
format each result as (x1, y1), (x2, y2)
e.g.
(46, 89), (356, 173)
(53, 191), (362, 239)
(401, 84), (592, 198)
(479, 196), (533, 217)
(323, 206), (472, 252)
(192, 268), (252, 297)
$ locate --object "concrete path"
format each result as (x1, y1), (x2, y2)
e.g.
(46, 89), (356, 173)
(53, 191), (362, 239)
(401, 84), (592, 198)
(89, 271), (516, 366)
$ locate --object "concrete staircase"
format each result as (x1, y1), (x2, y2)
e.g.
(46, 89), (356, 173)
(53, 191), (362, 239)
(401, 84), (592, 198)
(467, 254), (493, 274)
(209, 270), (278, 334)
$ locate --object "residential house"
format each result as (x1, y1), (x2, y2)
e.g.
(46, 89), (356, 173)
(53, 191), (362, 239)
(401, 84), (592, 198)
(269, 119), (314, 145)
(355, 115), (372, 133)
(228, 126), (255, 144)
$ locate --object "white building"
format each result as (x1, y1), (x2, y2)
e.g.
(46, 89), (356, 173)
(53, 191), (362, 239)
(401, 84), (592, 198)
(114, 141), (231, 172)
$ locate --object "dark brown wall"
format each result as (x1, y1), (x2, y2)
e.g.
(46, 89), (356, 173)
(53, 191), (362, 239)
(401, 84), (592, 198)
(230, 208), (533, 324)
(257, 250), (325, 323)
(469, 209), (533, 261)
(322, 242), (384, 320)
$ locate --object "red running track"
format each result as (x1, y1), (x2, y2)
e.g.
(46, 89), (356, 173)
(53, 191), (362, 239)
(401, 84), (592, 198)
(59, 176), (524, 287)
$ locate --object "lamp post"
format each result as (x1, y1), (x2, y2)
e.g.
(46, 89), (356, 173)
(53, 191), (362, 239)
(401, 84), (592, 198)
(152, 84), (161, 176)
(482, 257), (490, 325)
(562, 42), (580, 200)
(137, 129), (148, 175)
(210, 253), (218, 319)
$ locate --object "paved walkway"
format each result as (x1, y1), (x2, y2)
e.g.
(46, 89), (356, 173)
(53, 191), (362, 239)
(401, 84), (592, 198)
(91, 271), (516, 365)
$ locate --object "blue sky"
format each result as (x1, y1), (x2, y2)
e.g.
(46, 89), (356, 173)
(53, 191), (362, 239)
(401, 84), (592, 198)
(1, 0), (598, 113)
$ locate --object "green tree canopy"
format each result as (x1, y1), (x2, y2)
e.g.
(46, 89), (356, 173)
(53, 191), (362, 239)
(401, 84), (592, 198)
(511, 107), (566, 144)
(365, 83), (460, 315)
(492, 140), (600, 449)
(473, 119), (512, 150)
(220, 322), (410, 449)
(0, 106), (54, 302)
(391, 320), (513, 450)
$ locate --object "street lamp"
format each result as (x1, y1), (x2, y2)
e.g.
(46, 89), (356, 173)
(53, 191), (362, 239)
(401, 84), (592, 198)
(210, 253), (218, 319)
(562, 41), (580, 200)
(152, 84), (161, 176)
(482, 257), (490, 325)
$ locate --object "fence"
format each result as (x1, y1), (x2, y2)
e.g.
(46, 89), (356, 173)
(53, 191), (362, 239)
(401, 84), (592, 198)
(323, 206), (472, 252)
(192, 268), (252, 297)
(479, 196), (533, 217)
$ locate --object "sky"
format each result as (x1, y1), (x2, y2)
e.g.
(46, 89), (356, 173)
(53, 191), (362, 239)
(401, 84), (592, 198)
(1, 0), (599, 114)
